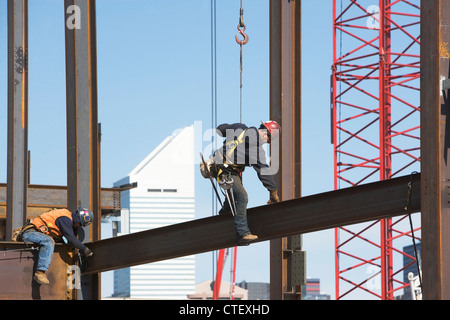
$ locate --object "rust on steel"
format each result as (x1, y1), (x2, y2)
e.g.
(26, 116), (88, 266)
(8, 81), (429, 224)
(83, 175), (420, 275)
(420, 0), (450, 300)
(6, 0), (29, 240)
(0, 184), (123, 219)
(269, 0), (303, 299)
(0, 243), (76, 300)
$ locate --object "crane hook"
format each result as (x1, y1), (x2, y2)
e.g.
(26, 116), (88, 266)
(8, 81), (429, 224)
(235, 25), (249, 46)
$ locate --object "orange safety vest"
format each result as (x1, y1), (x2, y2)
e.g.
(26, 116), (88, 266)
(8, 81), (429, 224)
(31, 209), (73, 239)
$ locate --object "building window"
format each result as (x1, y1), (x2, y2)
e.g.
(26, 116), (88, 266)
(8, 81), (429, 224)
(147, 189), (177, 193)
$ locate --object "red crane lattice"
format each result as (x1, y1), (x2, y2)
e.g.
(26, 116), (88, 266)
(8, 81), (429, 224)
(332, 0), (421, 300)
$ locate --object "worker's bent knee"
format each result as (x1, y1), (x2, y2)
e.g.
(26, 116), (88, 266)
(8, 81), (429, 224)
(41, 236), (55, 247)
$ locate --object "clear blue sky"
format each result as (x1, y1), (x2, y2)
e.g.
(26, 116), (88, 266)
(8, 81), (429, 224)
(0, 0), (421, 300)
(0, 0), (344, 300)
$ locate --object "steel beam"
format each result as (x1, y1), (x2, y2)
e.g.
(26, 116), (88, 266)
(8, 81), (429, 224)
(269, 0), (303, 300)
(83, 175), (420, 275)
(65, 0), (100, 243)
(0, 184), (123, 219)
(6, 0), (29, 241)
(420, 0), (450, 300)
(0, 243), (77, 300)
(64, 0), (100, 299)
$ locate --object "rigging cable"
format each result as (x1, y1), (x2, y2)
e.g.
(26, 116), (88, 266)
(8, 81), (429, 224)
(210, 0), (218, 284)
(225, 0), (249, 299)
(236, 0), (249, 123)
(404, 171), (422, 290)
(210, 0), (249, 299)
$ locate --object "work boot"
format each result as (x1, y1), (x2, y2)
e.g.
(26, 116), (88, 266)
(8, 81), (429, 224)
(34, 270), (50, 285)
(238, 233), (259, 245)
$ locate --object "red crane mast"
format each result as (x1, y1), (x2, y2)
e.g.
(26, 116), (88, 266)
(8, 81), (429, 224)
(332, 0), (421, 299)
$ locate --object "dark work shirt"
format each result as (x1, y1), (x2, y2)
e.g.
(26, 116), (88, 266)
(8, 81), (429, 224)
(55, 217), (86, 250)
(215, 123), (277, 191)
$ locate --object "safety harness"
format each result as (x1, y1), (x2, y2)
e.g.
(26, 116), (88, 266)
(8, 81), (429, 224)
(200, 129), (251, 217)
(214, 129), (247, 179)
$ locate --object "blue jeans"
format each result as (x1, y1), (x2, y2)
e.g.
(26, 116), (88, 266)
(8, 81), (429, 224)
(219, 174), (251, 238)
(21, 229), (55, 272)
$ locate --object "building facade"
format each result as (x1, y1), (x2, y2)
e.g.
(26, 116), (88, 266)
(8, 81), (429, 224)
(302, 278), (330, 300)
(112, 125), (196, 299)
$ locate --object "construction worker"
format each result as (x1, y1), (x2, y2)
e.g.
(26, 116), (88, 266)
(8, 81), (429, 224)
(20, 207), (94, 285)
(213, 121), (281, 245)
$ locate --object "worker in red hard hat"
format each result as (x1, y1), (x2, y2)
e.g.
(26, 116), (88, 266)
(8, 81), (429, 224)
(211, 121), (281, 245)
(260, 120), (281, 141)
(17, 207), (94, 285)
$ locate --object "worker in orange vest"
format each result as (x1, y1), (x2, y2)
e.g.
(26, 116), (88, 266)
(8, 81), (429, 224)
(20, 207), (94, 285)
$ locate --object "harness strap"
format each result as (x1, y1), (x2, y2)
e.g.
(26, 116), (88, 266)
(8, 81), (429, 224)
(216, 129), (248, 182)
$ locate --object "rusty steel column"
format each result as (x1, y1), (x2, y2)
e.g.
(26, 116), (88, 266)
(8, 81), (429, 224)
(269, 0), (303, 300)
(65, 0), (100, 241)
(64, 0), (101, 299)
(6, 0), (29, 241)
(421, 0), (450, 300)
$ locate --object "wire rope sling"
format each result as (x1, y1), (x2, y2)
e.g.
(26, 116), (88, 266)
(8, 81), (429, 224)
(236, 0), (249, 124)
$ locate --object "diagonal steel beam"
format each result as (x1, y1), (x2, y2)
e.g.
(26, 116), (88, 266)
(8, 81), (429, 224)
(83, 174), (420, 275)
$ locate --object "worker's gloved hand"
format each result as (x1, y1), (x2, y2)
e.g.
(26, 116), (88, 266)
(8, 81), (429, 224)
(81, 246), (94, 258)
(267, 189), (280, 204)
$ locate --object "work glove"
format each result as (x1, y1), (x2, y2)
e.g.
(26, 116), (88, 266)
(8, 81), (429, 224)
(81, 246), (94, 258)
(77, 247), (93, 273)
(267, 189), (280, 204)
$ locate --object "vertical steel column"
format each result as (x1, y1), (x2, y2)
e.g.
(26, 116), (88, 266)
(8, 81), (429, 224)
(64, 0), (101, 299)
(269, 0), (303, 300)
(6, 0), (28, 241)
(421, 0), (450, 300)
(65, 0), (100, 242)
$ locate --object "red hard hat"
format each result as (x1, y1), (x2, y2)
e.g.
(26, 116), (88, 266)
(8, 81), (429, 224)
(261, 121), (281, 138)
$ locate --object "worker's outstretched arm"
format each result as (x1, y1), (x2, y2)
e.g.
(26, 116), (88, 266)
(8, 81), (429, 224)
(55, 217), (93, 257)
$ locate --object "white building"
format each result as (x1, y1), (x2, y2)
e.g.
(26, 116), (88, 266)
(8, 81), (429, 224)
(112, 125), (196, 299)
